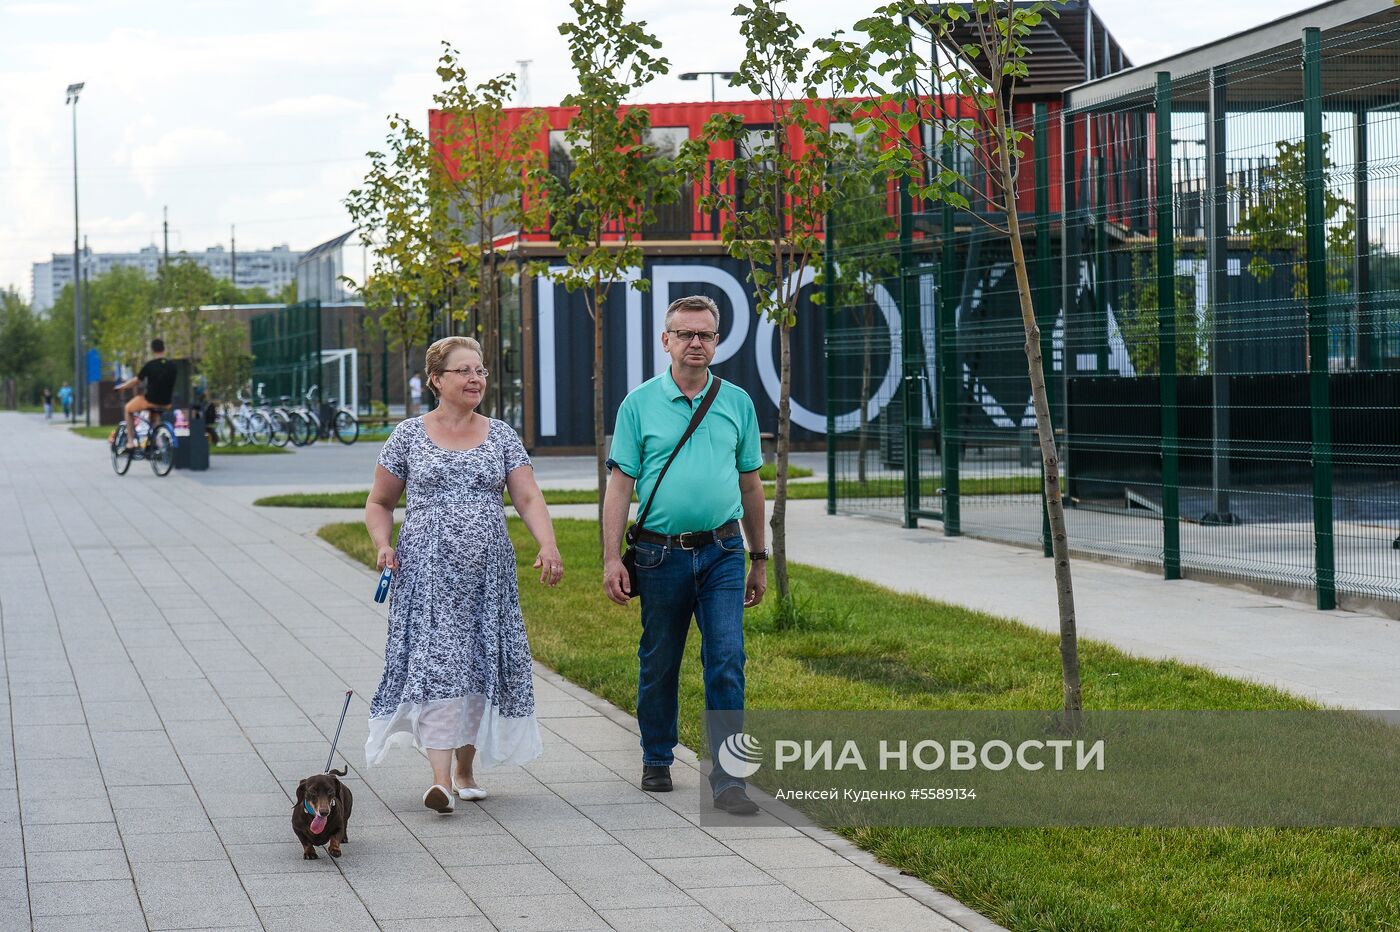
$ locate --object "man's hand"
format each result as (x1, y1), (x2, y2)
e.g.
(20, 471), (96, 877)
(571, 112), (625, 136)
(744, 560), (767, 607)
(603, 557), (631, 605)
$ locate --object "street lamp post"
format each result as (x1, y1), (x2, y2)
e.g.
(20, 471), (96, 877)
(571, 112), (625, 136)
(66, 81), (84, 425)
(679, 71), (736, 102)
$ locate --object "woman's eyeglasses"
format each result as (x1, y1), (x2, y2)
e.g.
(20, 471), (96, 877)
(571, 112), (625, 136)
(444, 367), (489, 379)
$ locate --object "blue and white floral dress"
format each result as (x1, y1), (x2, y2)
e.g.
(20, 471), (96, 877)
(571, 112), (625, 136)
(365, 416), (542, 769)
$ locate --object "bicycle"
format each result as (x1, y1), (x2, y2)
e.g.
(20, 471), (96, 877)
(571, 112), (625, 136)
(111, 407), (175, 477)
(303, 385), (360, 445)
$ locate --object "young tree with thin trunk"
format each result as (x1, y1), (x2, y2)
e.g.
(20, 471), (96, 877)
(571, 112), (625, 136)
(819, 0), (1082, 721)
(683, 0), (856, 612)
(431, 44), (549, 416)
(346, 114), (450, 414)
(159, 259), (219, 364)
(543, 0), (671, 538)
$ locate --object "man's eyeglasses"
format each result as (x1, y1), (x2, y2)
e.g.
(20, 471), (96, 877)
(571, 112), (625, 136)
(668, 329), (718, 344)
(444, 367), (489, 379)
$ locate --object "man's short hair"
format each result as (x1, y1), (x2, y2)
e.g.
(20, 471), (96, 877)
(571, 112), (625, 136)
(151, 338), (165, 353)
(663, 295), (721, 331)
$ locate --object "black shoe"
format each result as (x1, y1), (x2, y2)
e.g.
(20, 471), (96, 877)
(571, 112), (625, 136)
(641, 765), (672, 793)
(713, 786), (759, 815)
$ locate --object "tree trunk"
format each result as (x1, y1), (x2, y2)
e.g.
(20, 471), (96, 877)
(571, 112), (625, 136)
(996, 104), (1083, 724)
(772, 317), (792, 602)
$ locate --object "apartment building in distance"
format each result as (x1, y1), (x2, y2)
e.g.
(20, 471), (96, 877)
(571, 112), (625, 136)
(30, 243), (302, 311)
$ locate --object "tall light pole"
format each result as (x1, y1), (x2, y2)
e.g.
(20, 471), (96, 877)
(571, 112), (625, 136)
(66, 82), (84, 424)
(679, 71), (736, 102)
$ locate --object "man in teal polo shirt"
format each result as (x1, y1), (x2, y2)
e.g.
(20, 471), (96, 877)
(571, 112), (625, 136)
(603, 294), (768, 815)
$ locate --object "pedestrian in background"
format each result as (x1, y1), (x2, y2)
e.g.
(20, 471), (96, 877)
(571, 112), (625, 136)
(365, 336), (563, 813)
(408, 369), (423, 417)
(42, 387), (53, 420)
(57, 382), (72, 419)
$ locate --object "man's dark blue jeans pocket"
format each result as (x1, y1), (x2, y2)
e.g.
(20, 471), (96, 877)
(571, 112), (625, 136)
(633, 542), (666, 570)
(717, 535), (745, 555)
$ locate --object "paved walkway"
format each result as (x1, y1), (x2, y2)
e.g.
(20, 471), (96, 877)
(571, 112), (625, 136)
(0, 414), (992, 932)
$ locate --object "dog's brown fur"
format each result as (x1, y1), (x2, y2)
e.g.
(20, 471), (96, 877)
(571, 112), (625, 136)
(292, 767), (353, 859)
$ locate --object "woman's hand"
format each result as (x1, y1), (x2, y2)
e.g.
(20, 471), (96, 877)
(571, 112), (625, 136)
(376, 545), (398, 572)
(534, 546), (563, 587)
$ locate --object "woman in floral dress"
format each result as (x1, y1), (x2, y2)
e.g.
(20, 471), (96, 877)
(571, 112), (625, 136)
(364, 336), (563, 813)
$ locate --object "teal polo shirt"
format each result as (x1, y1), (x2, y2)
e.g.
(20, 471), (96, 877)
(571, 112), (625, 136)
(608, 368), (763, 535)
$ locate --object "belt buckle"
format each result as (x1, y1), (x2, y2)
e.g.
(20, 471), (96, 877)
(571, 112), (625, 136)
(677, 531), (698, 549)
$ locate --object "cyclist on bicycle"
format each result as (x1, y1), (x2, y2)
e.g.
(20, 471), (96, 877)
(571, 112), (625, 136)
(116, 338), (177, 452)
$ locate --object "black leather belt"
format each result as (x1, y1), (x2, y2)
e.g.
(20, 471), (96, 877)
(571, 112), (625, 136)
(632, 519), (741, 550)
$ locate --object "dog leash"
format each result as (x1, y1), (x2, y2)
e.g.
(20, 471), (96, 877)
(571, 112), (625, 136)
(326, 689), (353, 773)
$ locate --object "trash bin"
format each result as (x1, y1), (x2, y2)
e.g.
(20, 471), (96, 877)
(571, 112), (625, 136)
(174, 407), (210, 471)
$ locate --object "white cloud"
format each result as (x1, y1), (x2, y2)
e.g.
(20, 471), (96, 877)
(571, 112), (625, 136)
(5, 3), (83, 14)
(245, 94), (365, 119)
(128, 127), (240, 196)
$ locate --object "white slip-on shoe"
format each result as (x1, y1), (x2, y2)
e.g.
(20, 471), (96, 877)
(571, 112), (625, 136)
(454, 784), (488, 801)
(423, 784), (454, 813)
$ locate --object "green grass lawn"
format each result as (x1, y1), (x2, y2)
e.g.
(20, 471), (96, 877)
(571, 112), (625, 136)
(210, 443), (290, 455)
(254, 467), (1037, 509)
(319, 516), (1399, 932)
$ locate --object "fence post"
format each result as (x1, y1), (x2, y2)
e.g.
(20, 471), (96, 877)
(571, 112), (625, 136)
(899, 174), (919, 529)
(1303, 27), (1336, 610)
(1058, 109), (1074, 497)
(1094, 118), (1109, 374)
(1156, 72), (1181, 581)
(1354, 109), (1372, 370)
(824, 205), (837, 516)
(1205, 65), (1236, 525)
(1035, 102), (1054, 558)
(940, 154), (961, 536)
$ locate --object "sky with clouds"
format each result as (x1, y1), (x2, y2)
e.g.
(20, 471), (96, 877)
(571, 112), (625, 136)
(0, 0), (1331, 301)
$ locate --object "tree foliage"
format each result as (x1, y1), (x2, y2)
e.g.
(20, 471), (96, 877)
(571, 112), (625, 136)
(158, 259), (222, 362)
(1235, 134), (1355, 300)
(87, 265), (158, 373)
(346, 111), (452, 405)
(0, 288), (43, 392)
(680, 0), (860, 603)
(198, 315), (254, 403)
(1119, 252), (1207, 375)
(542, 0), (671, 530)
(431, 43), (549, 413)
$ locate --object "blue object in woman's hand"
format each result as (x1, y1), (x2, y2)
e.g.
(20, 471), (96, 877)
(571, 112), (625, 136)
(374, 567), (392, 603)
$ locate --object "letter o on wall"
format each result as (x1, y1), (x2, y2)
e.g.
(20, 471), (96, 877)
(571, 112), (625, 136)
(753, 266), (903, 434)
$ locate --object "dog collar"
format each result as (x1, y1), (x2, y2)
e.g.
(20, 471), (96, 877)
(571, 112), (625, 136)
(303, 800), (317, 816)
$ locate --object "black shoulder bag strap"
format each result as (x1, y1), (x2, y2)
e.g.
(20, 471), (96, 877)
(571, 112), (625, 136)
(628, 375), (723, 543)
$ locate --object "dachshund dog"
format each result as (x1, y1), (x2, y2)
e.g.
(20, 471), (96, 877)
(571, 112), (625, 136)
(292, 767), (353, 859)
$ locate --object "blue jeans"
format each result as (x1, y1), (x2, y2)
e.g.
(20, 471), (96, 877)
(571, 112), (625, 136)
(634, 534), (747, 795)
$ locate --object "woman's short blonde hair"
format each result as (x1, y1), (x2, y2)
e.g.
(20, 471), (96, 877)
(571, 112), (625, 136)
(425, 336), (484, 396)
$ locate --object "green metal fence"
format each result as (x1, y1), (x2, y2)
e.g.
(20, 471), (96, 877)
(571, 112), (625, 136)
(250, 300), (323, 403)
(826, 8), (1400, 611)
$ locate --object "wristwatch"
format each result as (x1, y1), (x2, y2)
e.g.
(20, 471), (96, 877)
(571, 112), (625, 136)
(748, 549), (770, 561)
